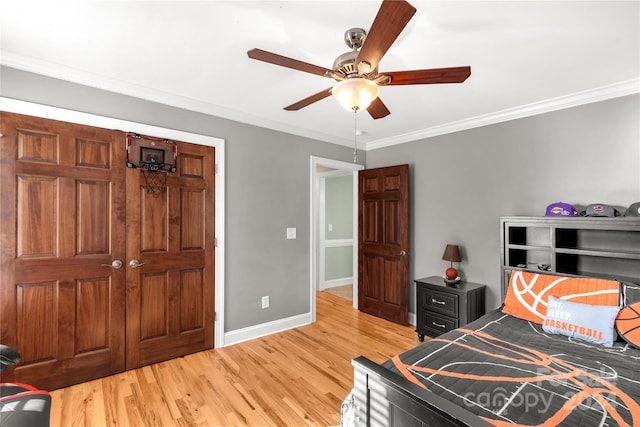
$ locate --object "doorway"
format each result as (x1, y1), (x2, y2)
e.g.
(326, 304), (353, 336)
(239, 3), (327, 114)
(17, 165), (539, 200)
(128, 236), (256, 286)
(310, 156), (363, 321)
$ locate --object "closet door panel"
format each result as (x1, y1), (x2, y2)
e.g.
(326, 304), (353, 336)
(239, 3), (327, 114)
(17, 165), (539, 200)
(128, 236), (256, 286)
(0, 112), (126, 391)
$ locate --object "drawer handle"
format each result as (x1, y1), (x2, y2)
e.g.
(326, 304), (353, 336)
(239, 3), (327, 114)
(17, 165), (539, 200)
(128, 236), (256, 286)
(431, 298), (445, 305)
(432, 322), (446, 329)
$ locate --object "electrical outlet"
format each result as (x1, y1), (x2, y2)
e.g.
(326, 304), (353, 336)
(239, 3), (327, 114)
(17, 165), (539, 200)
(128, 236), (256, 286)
(286, 228), (296, 239)
(262, 295), (270, 309)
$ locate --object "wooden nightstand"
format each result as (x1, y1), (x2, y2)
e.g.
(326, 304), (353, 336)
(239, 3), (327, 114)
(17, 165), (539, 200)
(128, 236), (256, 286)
(415, 276), (486, 341)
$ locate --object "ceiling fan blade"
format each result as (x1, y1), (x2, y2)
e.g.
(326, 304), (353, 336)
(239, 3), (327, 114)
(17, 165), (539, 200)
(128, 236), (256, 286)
(367, 97), (391, 120)
(284, 87), (333, 111)
(381, 66), (471, 85)
(355, 0), (417, 72)
(248, 48), (332, 77)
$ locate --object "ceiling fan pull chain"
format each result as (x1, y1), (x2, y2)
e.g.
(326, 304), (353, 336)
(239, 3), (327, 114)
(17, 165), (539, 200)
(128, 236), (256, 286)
(353, 107), (358, 163)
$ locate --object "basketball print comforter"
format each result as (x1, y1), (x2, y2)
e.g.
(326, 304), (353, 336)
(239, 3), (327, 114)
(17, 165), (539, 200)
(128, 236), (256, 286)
(385, 310), (640, 427)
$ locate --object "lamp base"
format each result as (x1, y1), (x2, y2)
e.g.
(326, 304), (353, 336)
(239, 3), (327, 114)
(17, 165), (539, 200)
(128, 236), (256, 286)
(443, 277), (461, 286)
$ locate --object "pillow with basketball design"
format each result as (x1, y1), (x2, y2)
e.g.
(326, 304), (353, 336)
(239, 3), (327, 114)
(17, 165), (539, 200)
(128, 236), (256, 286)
(502, 271), (620, 324)
(616, 302), (640, 349)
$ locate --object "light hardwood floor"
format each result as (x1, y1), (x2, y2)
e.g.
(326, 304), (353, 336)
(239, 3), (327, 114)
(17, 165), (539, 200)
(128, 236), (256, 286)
(49, 292), (418, 426)
(322, 284), (352, 301)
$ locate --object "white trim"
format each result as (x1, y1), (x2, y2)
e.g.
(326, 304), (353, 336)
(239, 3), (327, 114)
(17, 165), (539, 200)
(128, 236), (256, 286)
(324, 239), (354, 247)
(322, 277), (353, 290)
(367, 79), (640, 151)
(1, 53), (353, 148)
(5, 52), (640, 151)
(408, 312), (416, 327)
(319, 177), (327, 294)
(0, 97), (227, 349)
(223, 312), (312, 347)
(310, 156), (363, 322)
(5, 54), (636, 151)
(350, 167), (360, 307)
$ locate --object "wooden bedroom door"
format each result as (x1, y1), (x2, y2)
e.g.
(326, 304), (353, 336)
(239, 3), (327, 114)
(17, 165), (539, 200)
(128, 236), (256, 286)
(0, 112), (127, 391)
(125, 141), (215, 369)
(358, 164), (409, 325)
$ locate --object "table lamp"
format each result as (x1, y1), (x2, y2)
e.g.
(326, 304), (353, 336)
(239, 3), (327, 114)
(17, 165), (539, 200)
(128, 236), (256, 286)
(442, 244), (461, 285)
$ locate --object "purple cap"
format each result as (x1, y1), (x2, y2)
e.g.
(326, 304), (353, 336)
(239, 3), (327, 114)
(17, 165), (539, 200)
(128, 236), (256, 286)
(545, 202), (578, 217)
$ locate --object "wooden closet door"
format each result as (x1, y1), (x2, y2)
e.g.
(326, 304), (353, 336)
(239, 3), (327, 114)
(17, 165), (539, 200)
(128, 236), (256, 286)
(125, 141), (215, 369)
(0, 113), (126, 391)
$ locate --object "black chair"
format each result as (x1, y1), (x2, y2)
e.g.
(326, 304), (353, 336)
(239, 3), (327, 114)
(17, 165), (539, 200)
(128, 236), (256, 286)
(0, 344), (51, 427)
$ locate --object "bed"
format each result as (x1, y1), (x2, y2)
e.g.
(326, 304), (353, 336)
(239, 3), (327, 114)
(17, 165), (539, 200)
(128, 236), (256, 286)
(341, 272), (640, 427)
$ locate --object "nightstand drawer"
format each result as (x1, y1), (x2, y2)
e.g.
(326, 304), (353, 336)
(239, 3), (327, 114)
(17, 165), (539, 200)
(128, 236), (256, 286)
(424, 312), (458, 336)
(423, 289), (458, 317)
(415, 276), (486, 342)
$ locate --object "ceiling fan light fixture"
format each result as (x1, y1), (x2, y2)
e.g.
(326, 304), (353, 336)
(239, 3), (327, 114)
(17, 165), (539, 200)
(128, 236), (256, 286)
(248, 1), (470, 118)
(332, 78), (380, 112)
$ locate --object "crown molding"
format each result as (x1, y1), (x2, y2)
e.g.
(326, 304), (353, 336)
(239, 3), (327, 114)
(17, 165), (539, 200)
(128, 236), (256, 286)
(0, 52), (352, 147)
(3, 52), (637, 151)
(366, 78), (640, 151)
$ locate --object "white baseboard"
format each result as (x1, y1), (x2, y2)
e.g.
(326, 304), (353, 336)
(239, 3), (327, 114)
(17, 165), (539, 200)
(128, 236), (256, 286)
(223, 309), (415, 347)
(223, 312), (312, 347)
(320, 277), (352, 291)
(408, 311), (416, 327)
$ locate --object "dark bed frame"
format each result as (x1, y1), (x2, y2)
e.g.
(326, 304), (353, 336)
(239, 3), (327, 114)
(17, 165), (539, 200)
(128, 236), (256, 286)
(351, 356), (492, 427)
(348, 217), (640, 426)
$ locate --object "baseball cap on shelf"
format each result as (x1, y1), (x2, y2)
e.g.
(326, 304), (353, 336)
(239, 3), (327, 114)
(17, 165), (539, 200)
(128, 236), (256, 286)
(545, 202), (578, 217)
(624, 202), (640, 217)
(581, 203), (621, 217)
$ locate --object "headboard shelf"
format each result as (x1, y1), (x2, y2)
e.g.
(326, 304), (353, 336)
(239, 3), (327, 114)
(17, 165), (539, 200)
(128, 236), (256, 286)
(500, 216), (640, 295)
(554, 247), (640, 259)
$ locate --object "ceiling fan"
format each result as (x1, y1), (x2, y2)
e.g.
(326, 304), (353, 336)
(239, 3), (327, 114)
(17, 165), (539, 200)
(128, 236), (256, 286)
(247, 0), (471, 120)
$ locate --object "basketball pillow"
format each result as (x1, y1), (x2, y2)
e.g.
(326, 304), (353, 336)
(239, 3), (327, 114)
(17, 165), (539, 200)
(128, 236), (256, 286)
(502, 271), (620, 324)
(616, 303), (640, 349)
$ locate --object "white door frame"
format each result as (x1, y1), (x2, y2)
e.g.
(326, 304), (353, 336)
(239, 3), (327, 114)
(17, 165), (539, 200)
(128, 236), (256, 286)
(0, 97), (227, 348)
(310, 156), (363, 322)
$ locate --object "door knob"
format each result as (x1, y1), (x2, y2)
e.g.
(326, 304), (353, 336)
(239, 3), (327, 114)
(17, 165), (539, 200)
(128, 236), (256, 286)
(101, 260), (123, 269)
(398, 250), (406, 256)
(129, 259), (146, 268)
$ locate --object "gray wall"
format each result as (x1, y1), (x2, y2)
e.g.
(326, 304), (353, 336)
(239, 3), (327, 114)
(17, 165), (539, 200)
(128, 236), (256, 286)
(0, 66), (364, 332)
(366, 94), (640, 311)
(3, 66), (638, 326)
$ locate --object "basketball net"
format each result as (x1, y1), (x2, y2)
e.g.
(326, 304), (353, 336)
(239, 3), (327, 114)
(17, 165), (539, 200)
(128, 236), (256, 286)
(140, 168), (170, 196)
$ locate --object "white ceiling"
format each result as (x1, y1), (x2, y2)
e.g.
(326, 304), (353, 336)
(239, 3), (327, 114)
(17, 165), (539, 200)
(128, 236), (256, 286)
(1, 1), (638, 150)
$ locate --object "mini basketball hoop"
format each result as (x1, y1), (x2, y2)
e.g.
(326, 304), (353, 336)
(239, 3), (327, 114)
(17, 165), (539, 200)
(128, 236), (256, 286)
(139, 162), (172, 195)
(126, 133), (177, 195)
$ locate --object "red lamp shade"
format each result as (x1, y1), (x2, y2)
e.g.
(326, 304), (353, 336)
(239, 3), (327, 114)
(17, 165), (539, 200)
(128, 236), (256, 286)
(442, 245), (461, 263)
